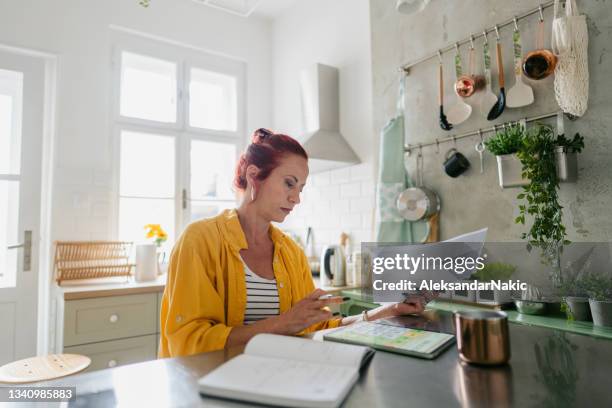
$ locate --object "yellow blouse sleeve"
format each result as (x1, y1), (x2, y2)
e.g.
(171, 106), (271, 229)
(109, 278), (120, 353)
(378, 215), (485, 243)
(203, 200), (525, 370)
(159, 228), (232, 357)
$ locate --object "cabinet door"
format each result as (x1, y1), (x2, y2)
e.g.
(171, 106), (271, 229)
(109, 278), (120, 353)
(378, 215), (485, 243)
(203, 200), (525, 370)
(64, 293), (157, 347)
(64, 335), (157, 373)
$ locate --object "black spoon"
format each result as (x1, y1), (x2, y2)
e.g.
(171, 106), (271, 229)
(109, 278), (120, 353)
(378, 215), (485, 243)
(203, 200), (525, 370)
(487, 38), (506, 120)
(439, 64), (453, 131)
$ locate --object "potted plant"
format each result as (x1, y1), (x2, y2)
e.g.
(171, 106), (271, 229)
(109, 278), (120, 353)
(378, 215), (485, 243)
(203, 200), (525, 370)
(583, 274), (612, 327)
(559, 275), (591, 322)
(485, 123), (527, 188)
(555, 133), (584, 182)
(515, 124), (568, 287)
(473, 262), (516, 305)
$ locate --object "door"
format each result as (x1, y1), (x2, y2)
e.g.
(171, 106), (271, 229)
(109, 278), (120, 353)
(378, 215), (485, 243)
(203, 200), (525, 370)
(0, 49), (45, 365)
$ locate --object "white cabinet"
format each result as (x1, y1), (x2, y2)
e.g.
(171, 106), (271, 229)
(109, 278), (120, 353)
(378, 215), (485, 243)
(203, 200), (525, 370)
(54, 278), (165, 372)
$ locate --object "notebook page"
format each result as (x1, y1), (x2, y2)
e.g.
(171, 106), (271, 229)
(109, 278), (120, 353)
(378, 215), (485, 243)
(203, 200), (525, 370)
(198, 354), (358, 408)
(245, 333), (369, 369)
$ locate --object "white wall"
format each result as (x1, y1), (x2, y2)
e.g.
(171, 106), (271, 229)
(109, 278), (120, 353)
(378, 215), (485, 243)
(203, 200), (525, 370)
(0, 0), (273, 242)
(272, 0), (375, 252)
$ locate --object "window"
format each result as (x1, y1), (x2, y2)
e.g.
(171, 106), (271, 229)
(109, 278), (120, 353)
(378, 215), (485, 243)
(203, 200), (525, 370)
(0, 69), (23, 288)
(188, 68), (237, 131)
(120, 52), (177, 123)
(114, 38), (244, 252)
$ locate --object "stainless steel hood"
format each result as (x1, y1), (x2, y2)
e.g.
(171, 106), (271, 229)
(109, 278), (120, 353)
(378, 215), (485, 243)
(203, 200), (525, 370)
(299, 63), (360, 173)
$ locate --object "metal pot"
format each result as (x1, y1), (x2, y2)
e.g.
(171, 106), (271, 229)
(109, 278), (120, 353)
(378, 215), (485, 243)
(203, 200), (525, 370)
(523, 49), (557, 80)
(397, 150), (440, 221)
(396, 187), (440, 221)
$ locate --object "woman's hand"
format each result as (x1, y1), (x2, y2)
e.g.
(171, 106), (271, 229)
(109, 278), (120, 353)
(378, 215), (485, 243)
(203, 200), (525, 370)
(272, 289), (343, 335)
(366, 298), (426, 321)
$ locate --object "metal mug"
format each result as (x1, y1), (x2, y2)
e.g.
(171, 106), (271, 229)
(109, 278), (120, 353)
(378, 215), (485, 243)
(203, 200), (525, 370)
(454, 311), (510, 365)
(443, 148), (470, 178)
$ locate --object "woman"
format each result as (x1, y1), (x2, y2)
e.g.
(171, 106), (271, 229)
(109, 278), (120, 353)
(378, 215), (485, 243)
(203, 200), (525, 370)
(159, 128), (423, 358)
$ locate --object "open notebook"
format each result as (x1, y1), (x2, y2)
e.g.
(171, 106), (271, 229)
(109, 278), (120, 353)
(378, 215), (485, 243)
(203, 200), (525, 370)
(198, 334), (374, 408)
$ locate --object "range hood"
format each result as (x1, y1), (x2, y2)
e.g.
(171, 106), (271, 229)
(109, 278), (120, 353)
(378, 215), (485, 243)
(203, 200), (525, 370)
(299, 63), (360, 173)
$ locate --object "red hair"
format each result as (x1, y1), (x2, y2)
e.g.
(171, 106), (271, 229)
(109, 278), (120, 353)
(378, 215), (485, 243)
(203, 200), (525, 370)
(234, 128), (308, 191)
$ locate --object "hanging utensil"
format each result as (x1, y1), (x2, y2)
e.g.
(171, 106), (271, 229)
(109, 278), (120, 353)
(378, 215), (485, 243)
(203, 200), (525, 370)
(487, 25), (506, 120)
(507, 17), (534, 107)
(455, 35), (485, 98)
(438, 51), (453, 131)
(475, 129), (486, 174)
(397, 146), (440, 221)
(480, 31), (498, 117)
(523, 6), (557, 80)
(447, 43), (472, 125)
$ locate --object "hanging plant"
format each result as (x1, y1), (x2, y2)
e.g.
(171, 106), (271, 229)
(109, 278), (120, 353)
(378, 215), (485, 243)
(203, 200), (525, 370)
(515, 124), (569, 282)
(139, 0), (150, 8)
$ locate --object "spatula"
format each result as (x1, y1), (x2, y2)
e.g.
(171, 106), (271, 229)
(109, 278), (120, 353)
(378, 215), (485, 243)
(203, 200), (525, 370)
(446, 44), (472, 125)
(507, 18), (534, 108)
(480, 31), (498, 118)
(487, 25), (506, 120)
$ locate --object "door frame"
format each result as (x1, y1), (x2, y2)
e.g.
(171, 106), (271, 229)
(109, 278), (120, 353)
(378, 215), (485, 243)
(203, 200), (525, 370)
(0, 42), (58, 357)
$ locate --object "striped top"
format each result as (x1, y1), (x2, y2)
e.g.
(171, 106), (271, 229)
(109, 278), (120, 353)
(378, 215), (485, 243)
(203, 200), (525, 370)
(243, 263), (280, 325)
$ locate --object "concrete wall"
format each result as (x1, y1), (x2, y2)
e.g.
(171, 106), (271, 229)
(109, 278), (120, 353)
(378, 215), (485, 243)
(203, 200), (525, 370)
(273, 0), (375, 253)
(370, 0), (612, 243)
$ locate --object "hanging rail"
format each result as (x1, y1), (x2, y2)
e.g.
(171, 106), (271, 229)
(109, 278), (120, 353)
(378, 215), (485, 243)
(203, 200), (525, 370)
(404, 110), (559, 153)
(399, 1), (557, 74)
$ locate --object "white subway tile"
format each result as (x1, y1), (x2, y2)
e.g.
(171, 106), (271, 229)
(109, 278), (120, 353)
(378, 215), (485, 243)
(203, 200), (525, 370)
(361, 180), (376, 197)
(350, 163), (373, 181)
(319, 185), (340, 200)
(350, 197), (374, 213)
(341, 213), (362, 229)
(340, 182), (361, 198)
(330, 167), (350, 184)
(334, 199), (350, 213)
(310, 172), (330, 187)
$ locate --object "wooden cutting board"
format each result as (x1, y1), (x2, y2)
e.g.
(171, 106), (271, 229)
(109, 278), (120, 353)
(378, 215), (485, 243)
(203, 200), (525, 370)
(0, 354), (91, 384)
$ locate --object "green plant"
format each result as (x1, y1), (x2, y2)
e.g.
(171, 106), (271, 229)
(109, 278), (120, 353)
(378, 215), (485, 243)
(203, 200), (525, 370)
(484, 123), (526, 155)
(515, 124), (568, 274)
(558, 275), (588, 297)
(139, 0), (150, 7)
(472, 262), (516, 281)
(556, 133), (585, 153)
(581, 275), (612, 301)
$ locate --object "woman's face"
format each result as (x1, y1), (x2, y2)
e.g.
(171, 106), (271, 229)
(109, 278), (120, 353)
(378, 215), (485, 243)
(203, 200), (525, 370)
(252, 154), (308, 223)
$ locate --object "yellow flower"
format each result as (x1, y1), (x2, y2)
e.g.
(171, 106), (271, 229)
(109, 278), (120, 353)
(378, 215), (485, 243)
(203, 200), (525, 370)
(144, 224), (166, 241)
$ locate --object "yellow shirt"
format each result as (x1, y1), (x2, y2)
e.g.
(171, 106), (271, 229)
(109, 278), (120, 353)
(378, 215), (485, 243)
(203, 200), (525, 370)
(158, 209), (342, 358)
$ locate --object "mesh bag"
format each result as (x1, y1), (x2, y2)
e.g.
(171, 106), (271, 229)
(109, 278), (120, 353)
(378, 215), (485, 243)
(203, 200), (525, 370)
(551, 0), (589, 117)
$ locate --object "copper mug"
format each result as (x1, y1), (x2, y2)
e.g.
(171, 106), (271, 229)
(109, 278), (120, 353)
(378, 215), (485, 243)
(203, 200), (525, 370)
(454, 311), (510, 365)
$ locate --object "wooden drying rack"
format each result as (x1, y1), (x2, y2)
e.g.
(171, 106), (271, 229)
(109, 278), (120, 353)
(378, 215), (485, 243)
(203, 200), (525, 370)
(54, 241), (135, 284)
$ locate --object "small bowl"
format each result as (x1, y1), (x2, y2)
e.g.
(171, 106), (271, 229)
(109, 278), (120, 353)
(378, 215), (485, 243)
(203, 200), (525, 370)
(514, 299), (547, 315)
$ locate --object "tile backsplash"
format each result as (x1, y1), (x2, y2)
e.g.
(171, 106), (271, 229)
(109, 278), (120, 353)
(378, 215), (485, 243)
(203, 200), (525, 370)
(280, 162), (376, 255)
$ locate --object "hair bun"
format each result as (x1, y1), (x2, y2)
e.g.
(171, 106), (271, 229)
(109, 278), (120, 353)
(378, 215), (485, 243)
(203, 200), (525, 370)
(252, 128), (273, 144)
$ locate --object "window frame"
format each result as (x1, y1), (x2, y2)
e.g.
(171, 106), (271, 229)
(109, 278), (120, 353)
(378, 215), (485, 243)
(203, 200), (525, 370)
(110, 34), (245, 243)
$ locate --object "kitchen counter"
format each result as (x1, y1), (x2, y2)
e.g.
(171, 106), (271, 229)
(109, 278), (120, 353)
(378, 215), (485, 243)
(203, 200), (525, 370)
(38, 308), (612, 407)
(55, 275), (167, 300)
(54, 274), (352, 300)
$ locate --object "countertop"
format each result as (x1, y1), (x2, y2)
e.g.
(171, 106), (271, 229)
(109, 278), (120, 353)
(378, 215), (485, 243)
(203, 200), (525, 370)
(37, 308), (612, 407)
(55, 275), (167, 300)
(55, 274), (355, 300)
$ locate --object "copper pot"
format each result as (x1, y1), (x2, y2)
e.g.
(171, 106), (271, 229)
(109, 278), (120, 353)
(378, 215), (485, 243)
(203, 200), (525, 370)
(454, 311), (510, 365)
(522, 49), (557, 80)
(455, 74), (485, 97)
